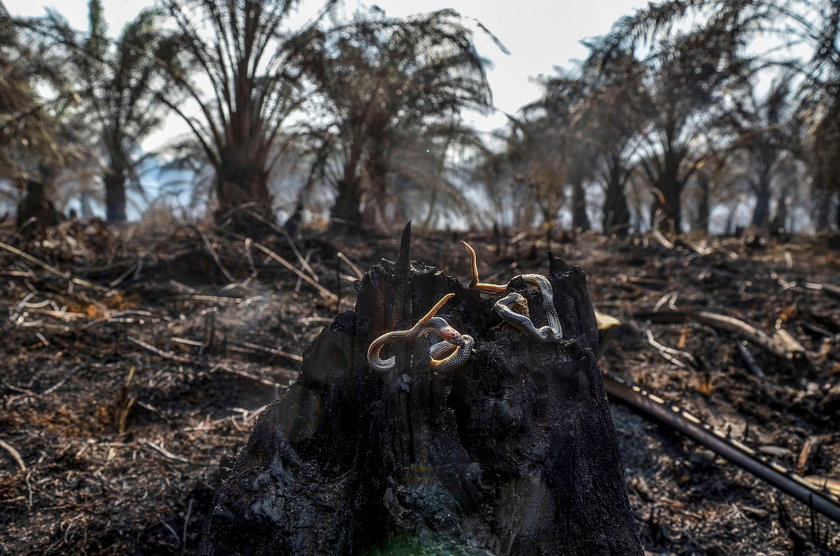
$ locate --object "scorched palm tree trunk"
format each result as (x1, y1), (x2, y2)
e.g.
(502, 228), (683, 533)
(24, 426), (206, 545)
(330, 178), (364, 230)
(214, 148), (273, 231)
(104, 171), (127, 224)
(601, 157), (630, 235)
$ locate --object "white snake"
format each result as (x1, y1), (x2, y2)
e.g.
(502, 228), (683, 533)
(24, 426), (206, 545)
(367, 293), (473, 373)
(422, 319), (475, 373)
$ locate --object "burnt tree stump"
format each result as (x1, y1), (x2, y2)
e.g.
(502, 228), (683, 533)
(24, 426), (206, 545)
(202, 235), (641, 555)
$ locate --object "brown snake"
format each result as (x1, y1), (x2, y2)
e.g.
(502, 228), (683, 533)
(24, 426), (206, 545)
(462, 241), (562, 342)
(367, 293), (473, 373)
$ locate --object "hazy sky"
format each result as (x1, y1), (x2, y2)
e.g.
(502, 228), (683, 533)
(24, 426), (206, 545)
(6, 0), (644, 144)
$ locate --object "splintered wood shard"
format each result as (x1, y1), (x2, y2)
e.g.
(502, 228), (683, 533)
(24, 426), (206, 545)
(201, 244), (641, 555)
(395, 220), (412, 284)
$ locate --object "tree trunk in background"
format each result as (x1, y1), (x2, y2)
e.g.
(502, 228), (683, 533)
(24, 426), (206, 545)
(330, 178), (364, 231)
(772, 191), (788, 231)
(104, 171), (127, 224)
(724, 206), (736, 235)
(80, 190), (95, 219)
(813, 188), (831, 232)
(750, 174), (772, 228)
(202, 230), (642, 555)
(571, 182), (590, 231)
(214, 158), (273, 234)
(364, 149), (390, 224)
(661, 188), (681, 232)
(695, 172), (711, 234)
(658, 155), (683, 233)
(835, 194), (840, 231)
(812, 98), (840, 231)
(602, 162), (630, 235)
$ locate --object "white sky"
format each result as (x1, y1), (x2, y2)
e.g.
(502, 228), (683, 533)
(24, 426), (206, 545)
(6, 0), (644, 148)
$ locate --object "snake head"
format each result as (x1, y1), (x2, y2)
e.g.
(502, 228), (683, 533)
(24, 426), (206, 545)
(505, 292), (530, 317)
(439, 326), (466, 346)
(421, 319), (466, 346)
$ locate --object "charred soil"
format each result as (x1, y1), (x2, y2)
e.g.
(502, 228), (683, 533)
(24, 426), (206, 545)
(1, 221), (839, 554)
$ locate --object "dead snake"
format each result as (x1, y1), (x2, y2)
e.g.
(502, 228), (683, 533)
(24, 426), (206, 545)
(367, 293), (473, 373)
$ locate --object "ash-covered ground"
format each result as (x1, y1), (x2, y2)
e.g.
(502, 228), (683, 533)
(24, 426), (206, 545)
(1, 221), (838, 554)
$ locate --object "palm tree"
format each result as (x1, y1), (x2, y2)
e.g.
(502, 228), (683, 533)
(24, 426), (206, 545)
(34, 0), (179, 224)
(604, 0), (840, 229)
(520, 70), (601, 235)
(471, 129), (536, 232)
(159, 0), (337, 233)
(810, 94), (840, 230)
(581, 47), (648, 235)
(634, 28), (746, 232)
(504, 118), (569, 235)
(1, 2), (84, 230)
(683, 149), (745, 233)
(722, 73), (804, 227)
(299, 8), (494, 231)
(0, 3), (61, 182)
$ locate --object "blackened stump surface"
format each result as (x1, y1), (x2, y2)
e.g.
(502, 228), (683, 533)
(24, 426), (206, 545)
(202, 253), (641, 555)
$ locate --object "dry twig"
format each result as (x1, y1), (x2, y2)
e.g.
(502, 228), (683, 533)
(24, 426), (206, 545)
(645, 330), (698, 369)
(0, 438), (27, 472)
(337, 251), (364, 280)
(242, 208), (319, 282)
(650, 229), (675, 249)
(252, 242), (351, 308)
(804, 476), (840, 497)
(0, 240), (109, 292)
(796, 435), (828, 476)
(232, 341), (303, 362)
(736, 342), (765, 378)
(295, 249), (313, 293)
(199, 230), (236, 283)
(803, 282), (840, 301)
(141, 440), (191, 464)
(637, 310), (807, 361)
(128, 336), (191, 363)
(211, 365), (288, 388)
